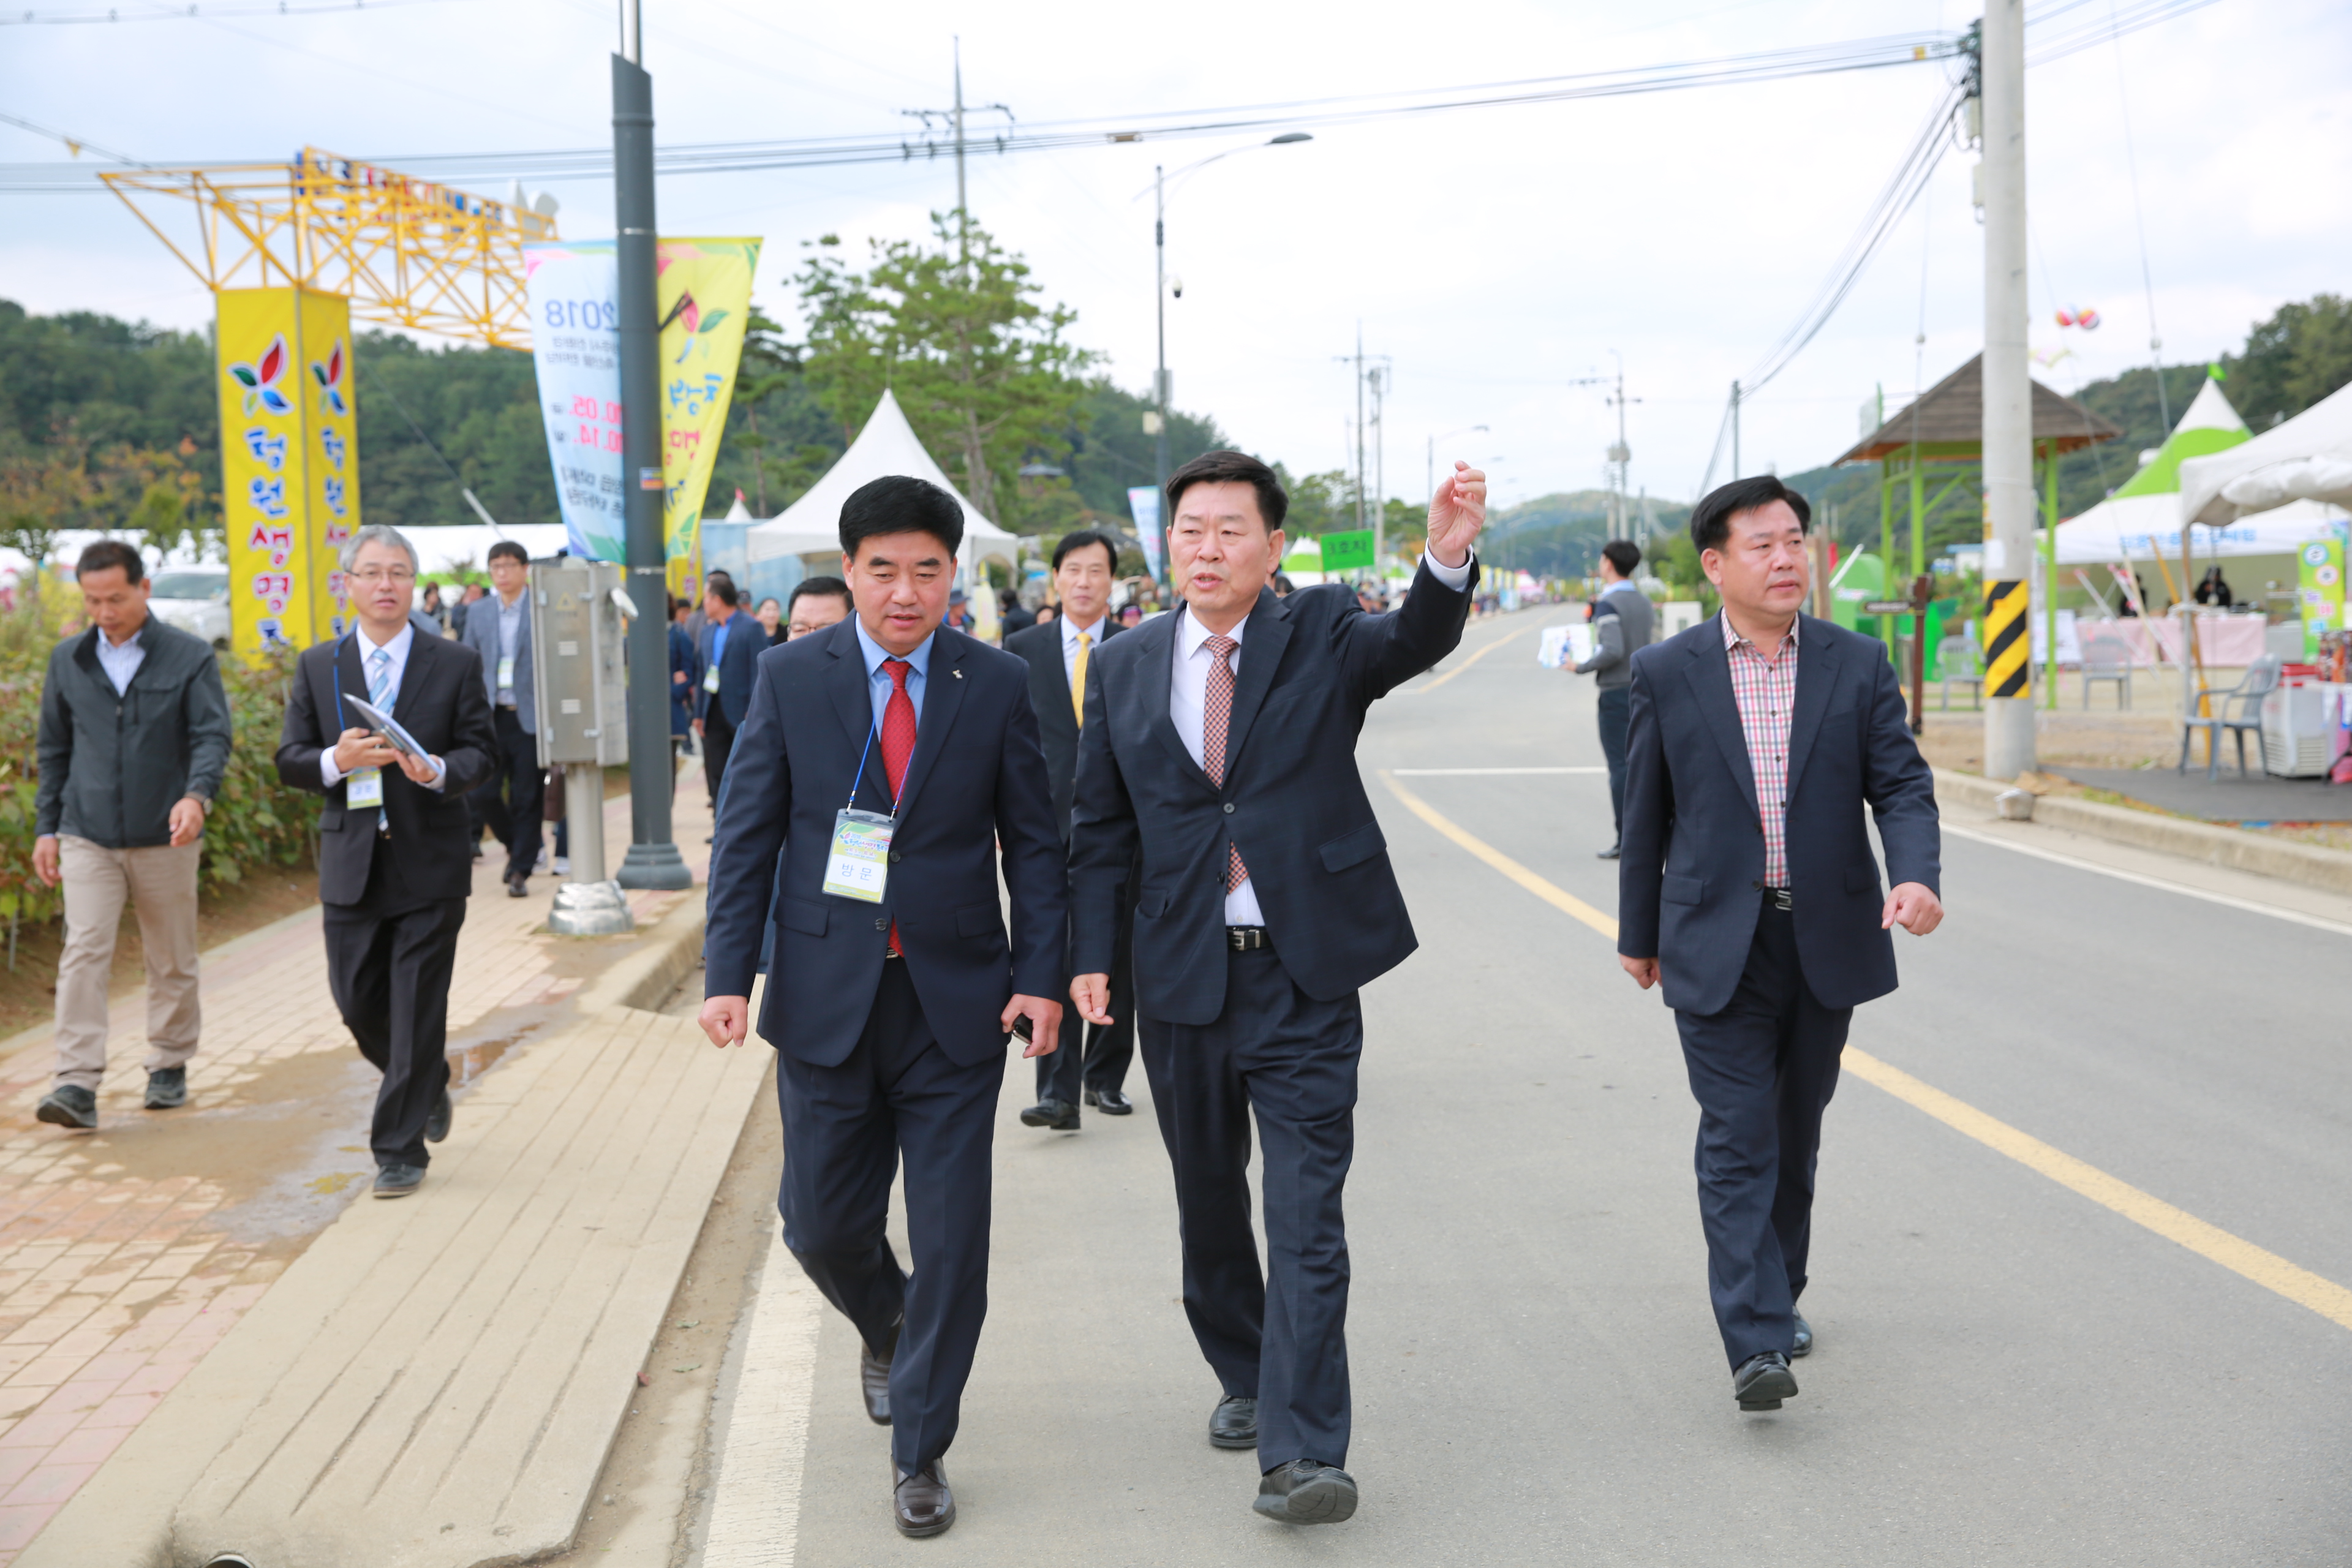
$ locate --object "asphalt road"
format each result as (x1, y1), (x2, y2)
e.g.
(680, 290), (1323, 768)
(739, 606), (2352, 1567)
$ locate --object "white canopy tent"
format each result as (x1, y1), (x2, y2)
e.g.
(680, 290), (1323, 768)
(745, 388), (1020, 579)
(2052, 492), (2348, 563)
(2180, 377), (2352, 524)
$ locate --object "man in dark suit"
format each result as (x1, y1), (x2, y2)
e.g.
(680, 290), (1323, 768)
(693, 571), (760, 815)
(699, 475), (1066, 1540)
(277, 525), (497, 1199)
(1069, 450), (1486, 1526)
(1616, 475), (1942, 1414)
(458, 538), (540, 897)
(1006, 528), (1137, 1131)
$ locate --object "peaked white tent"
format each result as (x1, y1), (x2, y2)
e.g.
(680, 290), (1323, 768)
(2180, 376), (2352, 524)
(2051, 377), (2347, 563)
(745, 388), (1019, 578)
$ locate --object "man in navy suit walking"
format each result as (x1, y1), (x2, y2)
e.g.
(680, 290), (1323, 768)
(1068, 450), (1486, 1525)
(694, 571), (761, 815)
(1616, 475), (1942, 1413)
(700, 476), (1066, 1539)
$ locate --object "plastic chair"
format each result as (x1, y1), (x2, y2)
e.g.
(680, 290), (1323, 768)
(2081, 633), (2133, 710)
(1934, 637), (1982, 710)
(2176, 656), (2280, 780)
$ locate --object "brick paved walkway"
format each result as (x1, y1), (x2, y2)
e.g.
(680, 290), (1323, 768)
(0, 781), (711, 1560)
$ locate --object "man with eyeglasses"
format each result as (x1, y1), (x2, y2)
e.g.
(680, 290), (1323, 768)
(277, 524), (498, 1199)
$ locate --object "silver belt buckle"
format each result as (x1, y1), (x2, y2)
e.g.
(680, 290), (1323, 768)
(1226, 925), (1269, 952)
(1760, 886), (1792, 911)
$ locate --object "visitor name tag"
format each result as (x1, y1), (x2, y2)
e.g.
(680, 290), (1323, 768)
(703, 664), (721, 693)
(821, 809), (893, 903)
(346, 766), (385, 809)
(497, 655), (516, 690)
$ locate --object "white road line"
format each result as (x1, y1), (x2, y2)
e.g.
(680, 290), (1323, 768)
(1942, 821), (2352, 939)
(701, 1235), (825, 1567)
(1389, 766), (1609, 776)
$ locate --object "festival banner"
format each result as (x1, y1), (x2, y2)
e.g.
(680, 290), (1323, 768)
(523, 237), (761, 592)
(2299, 532), (2345, 660)
(216, 287), (358, 655)
(1127, 484), (1164, 584)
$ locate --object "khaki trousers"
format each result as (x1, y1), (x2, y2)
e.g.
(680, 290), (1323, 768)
(53, 835), (203, 1091)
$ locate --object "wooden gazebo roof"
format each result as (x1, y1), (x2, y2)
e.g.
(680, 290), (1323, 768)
(1836, 353), (2123, 464)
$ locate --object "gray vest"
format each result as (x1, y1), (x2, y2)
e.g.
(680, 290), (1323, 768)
(1591, 584), (1653, 689)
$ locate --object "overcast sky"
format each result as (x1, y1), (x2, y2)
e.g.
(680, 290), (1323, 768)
(2, 0), (2345, 512)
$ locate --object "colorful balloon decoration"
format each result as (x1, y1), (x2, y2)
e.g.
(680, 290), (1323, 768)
(2054, 306), (2101, 330)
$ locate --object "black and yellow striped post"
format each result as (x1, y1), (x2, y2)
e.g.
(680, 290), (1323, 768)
(1982, 578), (2031, 699)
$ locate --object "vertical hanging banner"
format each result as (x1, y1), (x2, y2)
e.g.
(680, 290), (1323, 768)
(2300, 533), (2345, 661)
(1127, 485), (1164, 584)
(657, 239), (760, 601)
(523, 236), (760, 587)
(216, 287), (358, 655)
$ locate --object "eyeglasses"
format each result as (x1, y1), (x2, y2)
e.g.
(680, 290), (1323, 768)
(349, 567), (416, 586)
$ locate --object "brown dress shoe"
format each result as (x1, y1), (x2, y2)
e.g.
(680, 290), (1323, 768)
(892, 1461), (955, 1537)
(860, 1340), (892, 1425)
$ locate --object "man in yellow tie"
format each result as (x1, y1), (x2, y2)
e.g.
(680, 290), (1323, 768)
(1006, 529), (1136, 1130)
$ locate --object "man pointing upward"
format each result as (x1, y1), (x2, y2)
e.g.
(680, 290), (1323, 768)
(1069, 451), (1485, 1525)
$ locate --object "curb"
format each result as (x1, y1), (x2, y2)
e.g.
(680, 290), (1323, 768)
(578, 891), (707, 1014)
(1933, 767), (2352, 897)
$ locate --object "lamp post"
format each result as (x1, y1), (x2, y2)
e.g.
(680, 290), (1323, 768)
(1149, 132), (1312, 508)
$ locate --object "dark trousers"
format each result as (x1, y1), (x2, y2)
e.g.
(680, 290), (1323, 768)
(1596, 684), (1630, 836)
(777, 959), (998, 1473)
(1673, 898), (1853, 1368)
(467, 706), (543, 880)
(1156, 948), (1360, 1469)
(703, 710), (738, 815)
(1036, 875), (1136, 1105)
(320, 852), (466, 1170)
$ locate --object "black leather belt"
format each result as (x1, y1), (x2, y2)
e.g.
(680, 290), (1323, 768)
(1755, 886), (1792, 911)
(1227, 925), (1271, 951)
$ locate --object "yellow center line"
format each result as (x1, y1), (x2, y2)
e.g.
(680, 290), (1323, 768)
(1373, 769), (2352, 1335)
(1409, 624), (1531, 693)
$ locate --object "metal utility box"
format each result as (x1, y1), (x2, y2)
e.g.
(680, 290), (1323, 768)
(530, 557), (631, 770)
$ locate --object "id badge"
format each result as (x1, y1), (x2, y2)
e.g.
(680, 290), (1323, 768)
(497, 655), (516, 690)
(703, 664), (721, 694)
(821, 809), (893, 903)
(346, 766), (385, 809)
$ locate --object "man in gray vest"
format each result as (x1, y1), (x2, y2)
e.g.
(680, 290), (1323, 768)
(459, 540), (540, 897)
(1575, 539), (1653, 860)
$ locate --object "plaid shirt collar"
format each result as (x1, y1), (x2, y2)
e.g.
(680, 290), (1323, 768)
(1720, 611), (1800, 658)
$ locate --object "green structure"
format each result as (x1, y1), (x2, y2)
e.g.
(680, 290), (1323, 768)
(1836, 354), (2120, 706)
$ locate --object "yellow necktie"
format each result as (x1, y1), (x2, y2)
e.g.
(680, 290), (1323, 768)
(1071, 630), (1091, 726)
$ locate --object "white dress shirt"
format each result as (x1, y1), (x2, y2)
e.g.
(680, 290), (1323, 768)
(94, 620), (148, 696)
(318, 620), (448, 791)
(1172, 551), (1476, 925)
(1061, 611), (1107, 689)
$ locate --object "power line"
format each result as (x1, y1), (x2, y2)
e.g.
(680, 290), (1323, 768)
(0, 0), (458, 23)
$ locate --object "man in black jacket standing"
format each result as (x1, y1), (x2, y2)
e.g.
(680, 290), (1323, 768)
(1006, 527), (1137, 1130)
(1616, 476), (1942, 1414)
(32, 541), (232, 1131)
(1069, 451), (1485, 1526)
(277, 525), (497, 1198)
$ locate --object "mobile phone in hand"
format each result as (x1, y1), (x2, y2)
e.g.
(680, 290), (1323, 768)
(1009, 1013), (1033, 1045)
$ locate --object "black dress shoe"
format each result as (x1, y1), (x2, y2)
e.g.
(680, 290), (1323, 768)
(1253, 1459), (1358, 1525)
(426, 1088), (453, 1144)
(1019, 1098), (1079, 1130)
(1209, 1394), (1258, 1449)
(506, 873), (529, 899)
(1733, 1351), (1799, 1410)
(861, 1341), (892, 1426)
(36, 1085), (97, 1131)
(374, 1163), (426, 1199)
(144, 1068), (187, 1110)
(1597, 842), (1622, 860)
(1790, 1310), (1813, 1359)
(1084, 1087), (1134, 1115)
(892, 1461), (955, 1538)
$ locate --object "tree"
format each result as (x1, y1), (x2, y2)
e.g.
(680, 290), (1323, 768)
(796, 216), (1095, 523)
(0, 426), (96, 612)
(2224, 293), (2352, 431)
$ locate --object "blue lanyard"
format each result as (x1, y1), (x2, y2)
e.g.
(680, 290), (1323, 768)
(845, 722), (895, 816)
(331, 627), (364, 733)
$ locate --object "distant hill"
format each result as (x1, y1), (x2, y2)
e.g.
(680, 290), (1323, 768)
(1485, 489), (1694, 577)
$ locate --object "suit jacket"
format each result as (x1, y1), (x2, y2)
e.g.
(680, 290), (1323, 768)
(1005, 616), (1125, 841)
(275, 630), (499, 908)
(701, 616), (1068, 1069)
(459, 589), (535, 733)
(696, 613), (761, 728)
(1068, 559), (1477, 1025)
(1616, 612), (1940, 1016)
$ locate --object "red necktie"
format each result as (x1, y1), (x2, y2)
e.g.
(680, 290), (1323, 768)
(1202, 636), (1248, 892)
(881, 658), (917, 952)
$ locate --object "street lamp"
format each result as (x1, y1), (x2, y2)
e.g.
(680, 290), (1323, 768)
(1145, 133), (1314, 556)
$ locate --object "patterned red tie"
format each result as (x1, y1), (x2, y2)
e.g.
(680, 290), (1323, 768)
(1201, 636), (1248, 892)
(880, 658), (917, 953)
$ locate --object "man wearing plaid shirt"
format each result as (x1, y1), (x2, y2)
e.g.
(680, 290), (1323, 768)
(1616, 475), (1942, 1414)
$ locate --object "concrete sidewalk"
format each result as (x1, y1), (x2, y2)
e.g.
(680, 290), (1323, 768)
(0, 774), (721, 1564)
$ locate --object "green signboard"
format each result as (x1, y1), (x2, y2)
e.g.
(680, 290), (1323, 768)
(1319, 529), (1374, 573)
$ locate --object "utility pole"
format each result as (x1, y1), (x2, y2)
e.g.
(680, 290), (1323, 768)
(612, 0), (688, 891)
(1606, 352), (1637, 540)
(1730, 379), (1741, 480)
(1153, 165), (1169, 504)
(1352, 325), (1368, 544)
(1978, 2), (2036, 778)
(903, 38), (1009, 272)
(1368, 360), (1390, 567)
